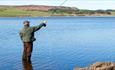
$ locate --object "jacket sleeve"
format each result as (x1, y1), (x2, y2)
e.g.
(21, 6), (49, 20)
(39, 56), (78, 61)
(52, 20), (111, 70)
(19, 32), (23, 40)
(32, 23), (46, 32)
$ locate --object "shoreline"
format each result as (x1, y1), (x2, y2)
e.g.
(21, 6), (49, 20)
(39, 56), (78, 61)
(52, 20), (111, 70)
(0, 5), (115, 18)
(0, 15), (115, 18)
(74, 62), (115, 70)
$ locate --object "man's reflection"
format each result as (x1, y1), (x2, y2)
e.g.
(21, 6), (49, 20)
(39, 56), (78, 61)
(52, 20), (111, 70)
(22, 60), (33, 70)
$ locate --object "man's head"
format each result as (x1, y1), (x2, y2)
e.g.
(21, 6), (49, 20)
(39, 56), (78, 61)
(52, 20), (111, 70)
(23, 21), (30, 27)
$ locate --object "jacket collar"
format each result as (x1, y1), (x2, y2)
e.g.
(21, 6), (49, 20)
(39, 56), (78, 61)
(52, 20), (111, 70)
(24, 25), (29, 29)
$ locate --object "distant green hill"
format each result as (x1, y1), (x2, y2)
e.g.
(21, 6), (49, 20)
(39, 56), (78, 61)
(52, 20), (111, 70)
(0, 5), (114, 17)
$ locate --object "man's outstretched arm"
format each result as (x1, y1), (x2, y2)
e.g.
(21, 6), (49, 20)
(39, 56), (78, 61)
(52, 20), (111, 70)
(32, 21), (47, 32)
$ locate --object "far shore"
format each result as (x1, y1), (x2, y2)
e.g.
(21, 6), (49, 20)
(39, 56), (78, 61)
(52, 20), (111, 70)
(0, 5), (115, 17)
(0, 15), (115, 18)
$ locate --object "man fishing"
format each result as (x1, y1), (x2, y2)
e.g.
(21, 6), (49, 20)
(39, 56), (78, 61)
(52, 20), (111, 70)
(19, 20), (47, 63)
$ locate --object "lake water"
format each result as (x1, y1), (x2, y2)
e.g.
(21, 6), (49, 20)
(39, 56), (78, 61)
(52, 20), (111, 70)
(0, 16), (115, 70)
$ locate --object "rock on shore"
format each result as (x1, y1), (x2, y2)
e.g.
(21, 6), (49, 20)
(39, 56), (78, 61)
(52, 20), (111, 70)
(74, 62), (115, 70)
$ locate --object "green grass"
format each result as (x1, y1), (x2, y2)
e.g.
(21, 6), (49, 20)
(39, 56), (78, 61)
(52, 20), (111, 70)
(0, 7), (53, 17)
(0, 7), (114, 17)
(0, 7), (79, 17)
(111, 12), (115, 15)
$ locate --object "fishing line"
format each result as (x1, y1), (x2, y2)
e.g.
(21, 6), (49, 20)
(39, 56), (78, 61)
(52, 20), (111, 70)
(42, 0), (68, 21)
(45, 0), (68, 58)
(50, 0), (68, 16)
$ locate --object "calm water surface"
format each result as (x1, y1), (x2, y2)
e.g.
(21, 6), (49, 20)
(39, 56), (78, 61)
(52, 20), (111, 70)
(0, 17), (115, 70)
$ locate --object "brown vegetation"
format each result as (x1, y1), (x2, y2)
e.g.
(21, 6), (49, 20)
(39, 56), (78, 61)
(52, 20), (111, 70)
(74, 62), (115, 70)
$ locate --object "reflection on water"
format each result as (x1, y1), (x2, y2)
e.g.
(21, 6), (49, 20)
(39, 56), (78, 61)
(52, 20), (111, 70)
(22, 61), (33, 70)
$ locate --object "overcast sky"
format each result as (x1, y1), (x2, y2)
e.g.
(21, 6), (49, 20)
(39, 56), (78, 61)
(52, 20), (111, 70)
(0, 0), (115, 10)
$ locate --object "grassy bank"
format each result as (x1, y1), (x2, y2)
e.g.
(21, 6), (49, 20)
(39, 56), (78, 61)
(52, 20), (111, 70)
(0, 6), (76, 17)
(0, 6), (115, 17)
(0, 7), (50, 17)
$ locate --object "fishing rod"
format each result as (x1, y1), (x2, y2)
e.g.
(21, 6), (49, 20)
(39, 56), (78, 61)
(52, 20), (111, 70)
(50, 0), (68, 16)
(42, 0), (68, 22)
(59, 0), (68, 7)
(44, 0), (68, 56)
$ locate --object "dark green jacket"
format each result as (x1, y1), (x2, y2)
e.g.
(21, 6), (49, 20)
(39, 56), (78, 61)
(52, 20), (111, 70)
(19, 23), (46, 42)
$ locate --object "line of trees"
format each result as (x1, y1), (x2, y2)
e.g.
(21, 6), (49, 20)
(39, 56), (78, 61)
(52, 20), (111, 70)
(49, 7), (112, 15)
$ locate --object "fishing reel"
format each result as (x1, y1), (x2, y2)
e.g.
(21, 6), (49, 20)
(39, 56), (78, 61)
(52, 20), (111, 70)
(41, 20), (47, 27)
(41, 20), (47, 24)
